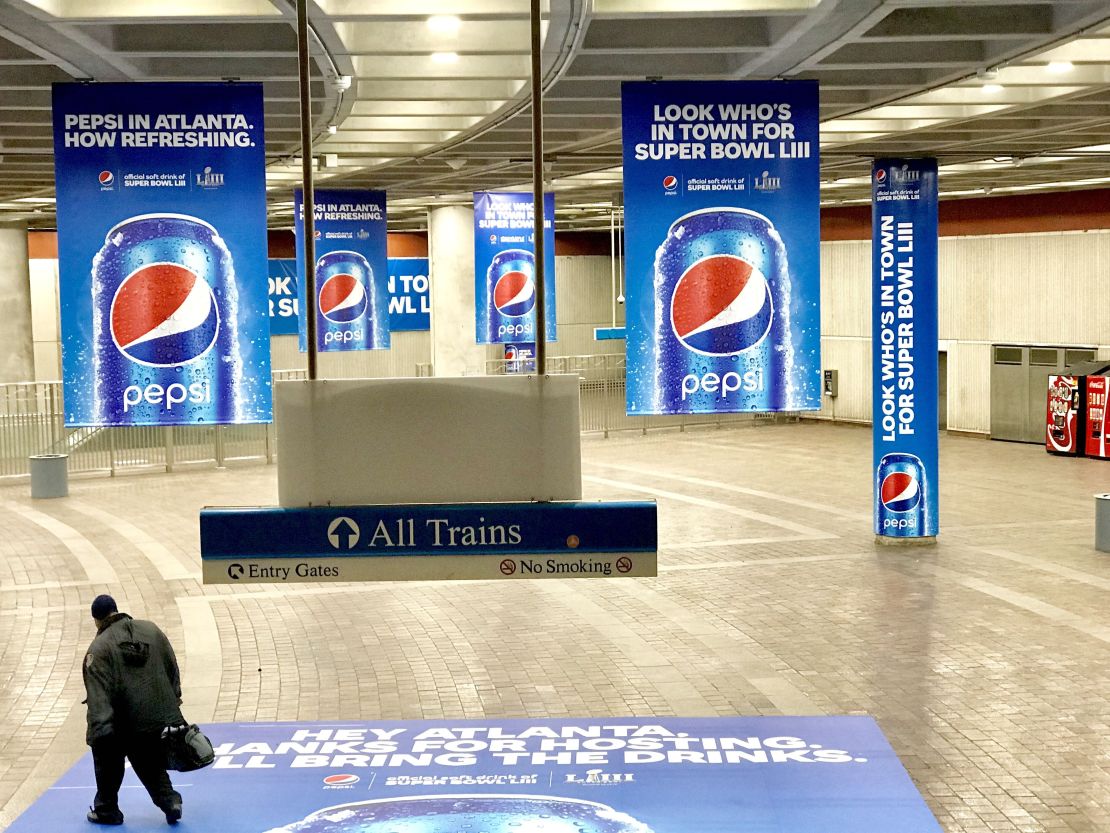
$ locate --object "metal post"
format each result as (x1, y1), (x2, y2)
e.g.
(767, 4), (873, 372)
(529, 0), (546, 375)
(165, 425), (175, 473)
(610, 210), (617, 326)
(297, 0), (319, 381)
(215, 425), (226, 468)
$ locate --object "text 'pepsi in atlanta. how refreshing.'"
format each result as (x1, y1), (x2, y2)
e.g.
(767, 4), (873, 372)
(875, 452), (928, 536)
(484, 249), (537, 342)
(91, 213), (246, 424)
(315, 250), (384, 350)
(652, 207), (793, 413)
(270, 795), (653, 833)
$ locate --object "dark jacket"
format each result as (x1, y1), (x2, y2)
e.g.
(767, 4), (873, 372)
(83, 613), (184, 745)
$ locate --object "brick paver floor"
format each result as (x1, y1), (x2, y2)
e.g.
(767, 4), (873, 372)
(1, 422), (1107, 832)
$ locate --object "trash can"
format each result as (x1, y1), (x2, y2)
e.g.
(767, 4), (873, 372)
(29, 454), (69, 499)
(1097, 493), (1110, 553)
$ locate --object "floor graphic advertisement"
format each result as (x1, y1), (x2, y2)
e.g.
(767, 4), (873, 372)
(8, 717), (940, 832)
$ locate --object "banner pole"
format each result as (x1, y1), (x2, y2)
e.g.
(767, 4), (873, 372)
(530, 0), (546, 375)
(297, 0), (318, 381)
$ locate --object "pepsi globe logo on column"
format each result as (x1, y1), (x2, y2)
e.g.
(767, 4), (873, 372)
(295, 188), (390, 352)
(51, 82), (271, 427)
(872, 158), (939, 538)
(474, 191), (557, 344)
(620, 81), (821, 415)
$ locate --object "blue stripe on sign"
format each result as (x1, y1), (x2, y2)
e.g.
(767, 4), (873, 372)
(200, 500), (657, 560)
(593, 327), (626, 340)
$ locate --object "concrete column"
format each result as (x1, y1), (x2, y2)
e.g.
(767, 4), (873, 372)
(428, 205), (486, 377)
(0, 225), (34, 383)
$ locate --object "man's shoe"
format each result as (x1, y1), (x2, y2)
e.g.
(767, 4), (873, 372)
(86, 808), (124, 825)
(165, 801), (183, 825)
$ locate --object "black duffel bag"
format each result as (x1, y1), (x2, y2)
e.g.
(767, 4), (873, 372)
(161, 722), (215, 772)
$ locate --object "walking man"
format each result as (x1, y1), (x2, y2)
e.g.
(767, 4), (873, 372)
(83, 595), (185, 825)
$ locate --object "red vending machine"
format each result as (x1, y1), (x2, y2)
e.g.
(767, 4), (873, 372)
(1046, 375), (1083, 455)
(1085, 375), (1109, 460)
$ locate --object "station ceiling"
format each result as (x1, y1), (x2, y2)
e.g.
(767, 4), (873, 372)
(1, 0), (1109, 230)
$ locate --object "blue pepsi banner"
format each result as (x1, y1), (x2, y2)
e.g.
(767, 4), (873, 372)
(872, 158), (939, 539)
(8, 717), (941, 832)
(200, 501), (657, 583)
(51, 82), (272, 426)
(388, 256), (430, 331)
(474, 192), (557, 344)
(269, 258), (299, 336)
(295, 188), (390, 352)
(621, 81), (821, 415)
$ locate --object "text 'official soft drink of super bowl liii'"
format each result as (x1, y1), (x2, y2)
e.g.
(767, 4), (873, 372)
(91, 214), (245, 423)
(620, 81), (821, 415)
(266, 795), (653, 833)
(51, 82), (271, 427)
(295, 188), (390, 352)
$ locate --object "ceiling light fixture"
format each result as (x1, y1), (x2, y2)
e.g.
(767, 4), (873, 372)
(981, 83), (1003, 94)
(431, 52), (459, 64)
(1046, 60), (1074, 74)
(427, 15), (462, 34)
(327, 125), (337, 134)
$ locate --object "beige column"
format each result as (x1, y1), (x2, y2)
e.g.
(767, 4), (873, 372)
(427, 205), (487, 376)
(0, 224), (34, 382)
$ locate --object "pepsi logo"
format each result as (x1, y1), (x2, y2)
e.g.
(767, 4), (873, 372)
(98, 171), (114, 186)
(319, 273), (367, 324)
(880, 471), (920, 513)
(493, 270), (535, 317)
(110, 262), (219, 367)
(662, 175), (678, 191)
(322, 774), (360, 787)
(874, 169), (887, 184)
(505, 346), (518, 360)
(670, 255), (772, 355)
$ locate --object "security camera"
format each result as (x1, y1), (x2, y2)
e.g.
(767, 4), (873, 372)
(330, 75), (352, 93)
(617, 294), (625, 305)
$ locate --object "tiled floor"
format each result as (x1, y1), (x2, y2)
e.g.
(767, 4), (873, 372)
(1, 422), (1107, 832)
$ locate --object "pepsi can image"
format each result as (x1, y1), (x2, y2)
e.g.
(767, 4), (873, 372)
(486, 249), (537, 343)
(875, 452), (928, 536)
(315, 250), (386, 351)
(650, 207), (794, 414)
(267, 794), (653, 833)
(90, 213), (244, 425)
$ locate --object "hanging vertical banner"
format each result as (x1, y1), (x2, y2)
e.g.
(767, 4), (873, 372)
(872, 158), (939, 539)
(51, 82), (272, 427)
(620, 81), (821, 416)
(474, 192), (556, 344)
(387, 257), (431, 332)
(295, 188), (390, 352)
(268, 259), (299, 336)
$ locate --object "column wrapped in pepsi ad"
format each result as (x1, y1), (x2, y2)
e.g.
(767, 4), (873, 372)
(620, 81), (821, 415)
(474, 192), (557, 344)
(51, 82), (272, 426)
(295, 188), (390, 352)
(872, 159), (939, 539)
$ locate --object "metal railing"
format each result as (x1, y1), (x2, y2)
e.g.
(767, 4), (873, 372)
(0, 358), (793, 481)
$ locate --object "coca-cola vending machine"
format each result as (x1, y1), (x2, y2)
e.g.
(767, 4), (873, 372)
(1085, 375), (1109, 460)
(1046, 375), (1083, 455)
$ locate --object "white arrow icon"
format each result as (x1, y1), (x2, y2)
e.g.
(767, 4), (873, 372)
(327, 517), (360, 549)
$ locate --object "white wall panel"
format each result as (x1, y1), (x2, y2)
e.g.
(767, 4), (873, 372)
(946, 342), (992, 434)
(820, 241), (869, 338)
(815, 337), (871, 423)
(939, 236), (990, 342)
